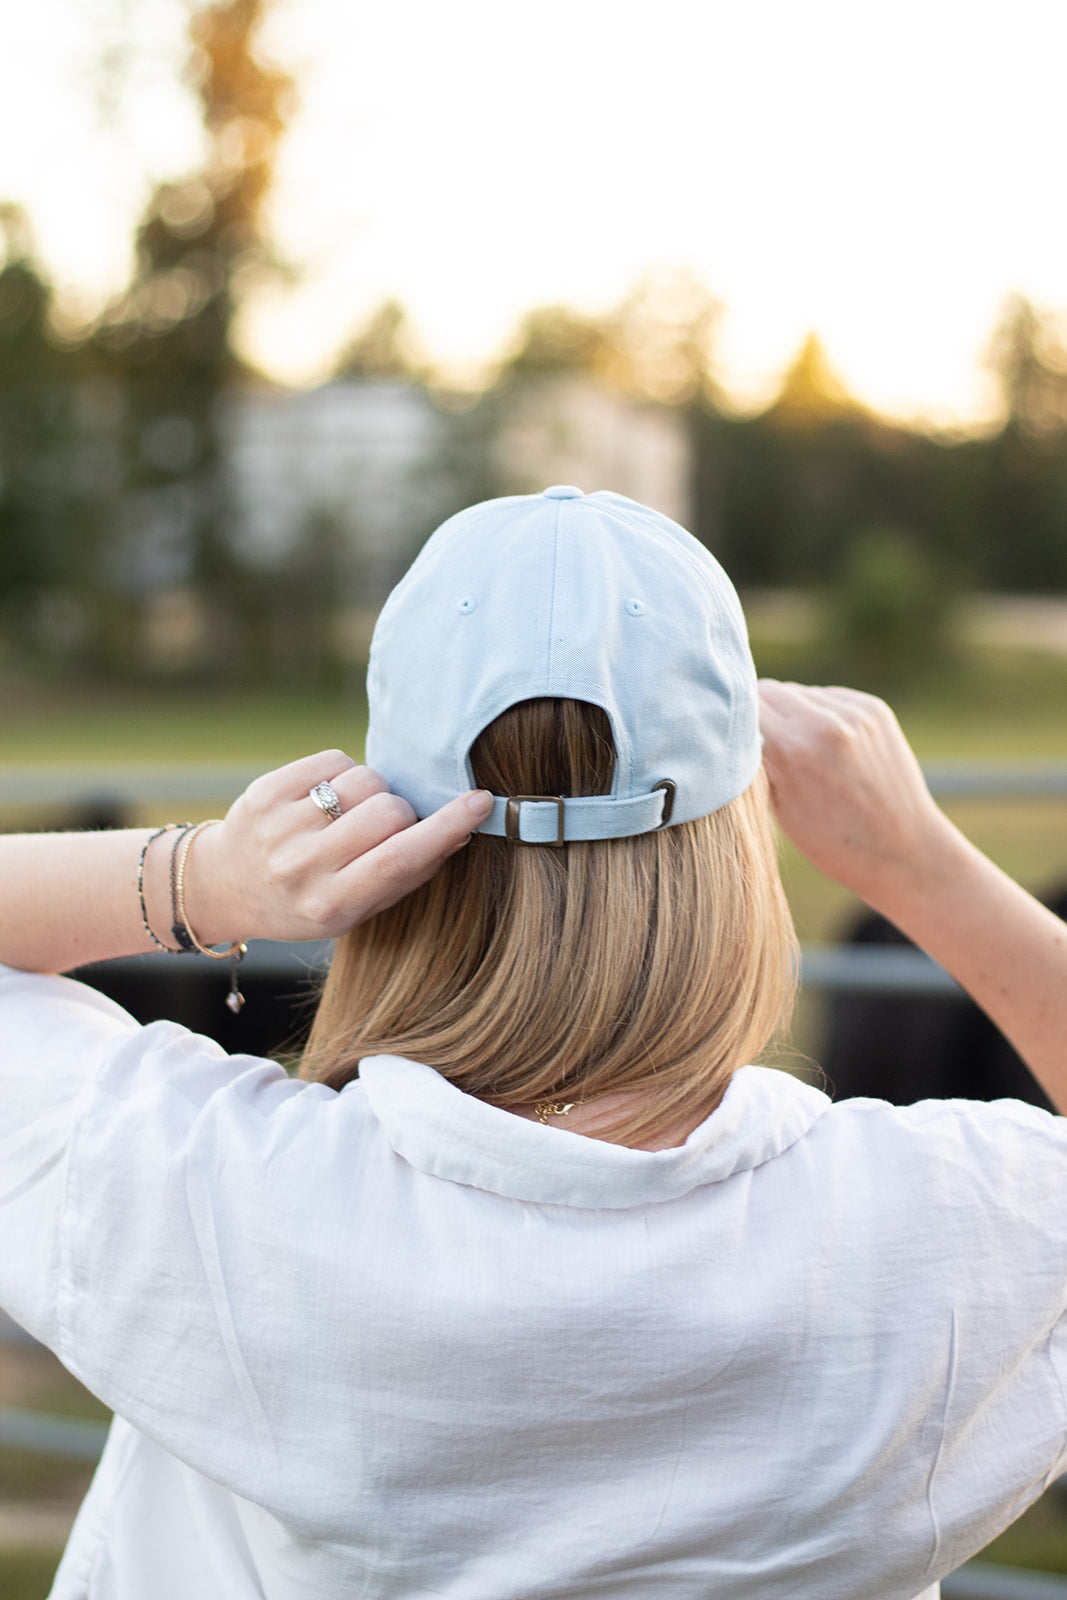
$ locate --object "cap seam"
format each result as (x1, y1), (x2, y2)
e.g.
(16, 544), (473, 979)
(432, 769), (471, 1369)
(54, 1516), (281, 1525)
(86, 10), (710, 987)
(546, 497), (562, 683)
(593, 498), (729, 604)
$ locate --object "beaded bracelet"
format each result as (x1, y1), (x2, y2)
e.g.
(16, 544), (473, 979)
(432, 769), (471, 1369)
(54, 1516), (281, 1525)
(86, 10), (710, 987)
(137, 824), (189, 953)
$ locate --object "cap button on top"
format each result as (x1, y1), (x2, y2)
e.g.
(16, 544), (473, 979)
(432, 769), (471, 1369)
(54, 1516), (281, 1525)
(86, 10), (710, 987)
(542, 485), (583, 499)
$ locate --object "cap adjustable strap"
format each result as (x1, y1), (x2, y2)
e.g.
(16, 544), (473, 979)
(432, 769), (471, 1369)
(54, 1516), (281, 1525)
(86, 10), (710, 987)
(480, 786), (674, 845)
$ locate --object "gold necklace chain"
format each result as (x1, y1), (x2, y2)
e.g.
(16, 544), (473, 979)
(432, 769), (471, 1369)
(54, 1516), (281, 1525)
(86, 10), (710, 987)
(533, 1097), (596, 1124)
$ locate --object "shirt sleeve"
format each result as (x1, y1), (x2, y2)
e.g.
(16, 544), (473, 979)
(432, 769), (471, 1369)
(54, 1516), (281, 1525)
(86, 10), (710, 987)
(0, 964), (301, 1464)
(0, 961), (327, 1503)
(0, 963), (143, 1344)
(806, 1093), (1067, 1578)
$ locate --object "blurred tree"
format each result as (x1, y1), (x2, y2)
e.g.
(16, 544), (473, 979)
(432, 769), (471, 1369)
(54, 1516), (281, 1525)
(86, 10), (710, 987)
(980, 296), (1067, 590)
(91, 0), (294, 674)
(0, 206), (109, 667)
(692, 342), (950, 585)
(491, 273), (718, 519)
(334, 300), (425, 381)
(498, 272), (719, 405)
(764, 333), (859, 429)
(502, 304), (615, 382)
(825, 525), (956, 692)
(0, 206), (63, 608)
(0, 205), (64, 385)
(610, 272), (720, 405)
(989, 295), (1067, 445)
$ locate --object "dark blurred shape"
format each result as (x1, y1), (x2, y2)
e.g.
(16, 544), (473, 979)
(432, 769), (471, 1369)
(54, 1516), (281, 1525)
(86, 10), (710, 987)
(824, 525), (955, 693)
(821, 896), (1063, 1110)
(71, 955), (320, 1063)
(0, 205), (102, 667)
(67, 797), (129, 833)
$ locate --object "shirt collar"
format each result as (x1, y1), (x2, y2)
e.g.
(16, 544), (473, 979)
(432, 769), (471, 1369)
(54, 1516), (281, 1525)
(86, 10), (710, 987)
(357, 1058), (829, 1208)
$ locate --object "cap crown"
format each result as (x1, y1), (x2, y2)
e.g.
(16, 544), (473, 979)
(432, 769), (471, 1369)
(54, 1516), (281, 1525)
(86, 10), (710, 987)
(366, 488), (760, 839)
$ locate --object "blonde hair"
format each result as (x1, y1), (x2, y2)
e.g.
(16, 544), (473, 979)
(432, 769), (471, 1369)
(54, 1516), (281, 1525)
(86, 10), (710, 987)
(302, 698), (797, 1147)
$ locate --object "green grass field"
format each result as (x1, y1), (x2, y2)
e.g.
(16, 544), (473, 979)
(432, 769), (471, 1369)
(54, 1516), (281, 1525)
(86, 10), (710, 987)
(3, 640), (1067, 761)
(0, 681), (370, 765)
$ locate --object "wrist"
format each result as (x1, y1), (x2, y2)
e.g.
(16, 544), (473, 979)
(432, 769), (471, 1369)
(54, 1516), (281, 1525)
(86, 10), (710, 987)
(858, 814), (975, 933)
(179, 822), (248, 948)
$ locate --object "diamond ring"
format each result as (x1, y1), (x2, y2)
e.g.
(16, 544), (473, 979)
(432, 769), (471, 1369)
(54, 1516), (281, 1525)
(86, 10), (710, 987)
(309, 780), (344, 822)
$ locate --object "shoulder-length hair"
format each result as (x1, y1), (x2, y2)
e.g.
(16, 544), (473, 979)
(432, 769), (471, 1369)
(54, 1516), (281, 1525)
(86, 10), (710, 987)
(301, 698), (797, 1147)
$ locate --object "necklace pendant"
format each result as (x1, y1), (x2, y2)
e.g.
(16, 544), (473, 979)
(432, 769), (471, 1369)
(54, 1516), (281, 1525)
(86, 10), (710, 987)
(534, 1100), (577, 1123)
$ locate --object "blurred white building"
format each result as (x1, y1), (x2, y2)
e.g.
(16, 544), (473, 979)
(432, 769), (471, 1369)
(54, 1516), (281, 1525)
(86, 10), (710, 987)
(492, 374), (691, 528)
(221, 372), (692, 571)
(219, 378), (455, 583)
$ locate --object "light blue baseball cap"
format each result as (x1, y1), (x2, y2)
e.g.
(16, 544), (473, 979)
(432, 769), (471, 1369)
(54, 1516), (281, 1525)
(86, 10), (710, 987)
(365, 486), (761, 843)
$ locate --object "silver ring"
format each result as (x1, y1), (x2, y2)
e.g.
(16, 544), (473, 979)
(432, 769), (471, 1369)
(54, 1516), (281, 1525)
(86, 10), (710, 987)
(310, 781), (344, 822)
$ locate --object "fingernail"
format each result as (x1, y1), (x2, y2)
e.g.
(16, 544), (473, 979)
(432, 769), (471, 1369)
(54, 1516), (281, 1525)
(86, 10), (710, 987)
(466, 789), (494, 817)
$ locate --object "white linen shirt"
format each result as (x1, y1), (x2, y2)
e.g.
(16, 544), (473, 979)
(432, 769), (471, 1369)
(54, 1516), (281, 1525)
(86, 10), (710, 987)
(4, 964), (1067, 1600)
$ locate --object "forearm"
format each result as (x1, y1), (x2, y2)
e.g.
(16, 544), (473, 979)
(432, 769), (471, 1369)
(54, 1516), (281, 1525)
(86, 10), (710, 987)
(861, 821), (1067, 1113)
(0, 829), (160, 972)
(0, 826), (238, 974)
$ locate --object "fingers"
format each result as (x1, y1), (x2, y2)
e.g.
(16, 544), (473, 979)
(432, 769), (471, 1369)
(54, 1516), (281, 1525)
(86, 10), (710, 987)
(247, 749), (358, 806)
(320, 787), (419, 860)
(334, 790), (494, 919)
(307, 764), (390, 826)
(277, 786), (493, 934)
(758, 681), (838, 770)
(758, 680), (889, 757)
(220, 743), (495, 942)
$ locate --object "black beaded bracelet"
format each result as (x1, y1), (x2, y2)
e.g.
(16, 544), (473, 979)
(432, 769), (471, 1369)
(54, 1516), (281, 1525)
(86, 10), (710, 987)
(137, 825), (188, 953)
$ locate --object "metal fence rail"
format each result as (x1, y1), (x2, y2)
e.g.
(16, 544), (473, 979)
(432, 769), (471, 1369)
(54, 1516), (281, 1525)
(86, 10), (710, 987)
(0, 1405), (109, 1463)
(944, 1565), (1067, 1598)
(0, 763), (266, 808)
(3, 760), (1067, 810)
(800, 944), (963, 996)
(68, 938), (962, 998)
(0, 757), (1051, 1003)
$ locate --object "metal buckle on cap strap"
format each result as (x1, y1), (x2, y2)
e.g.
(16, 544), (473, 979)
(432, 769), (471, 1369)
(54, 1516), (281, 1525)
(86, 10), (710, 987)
(652, 779), (676, 827)
(504, 794), (566, 847)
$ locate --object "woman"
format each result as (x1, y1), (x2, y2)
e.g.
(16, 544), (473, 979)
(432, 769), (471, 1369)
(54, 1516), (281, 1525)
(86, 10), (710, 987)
(3, 487), (1067, 1600)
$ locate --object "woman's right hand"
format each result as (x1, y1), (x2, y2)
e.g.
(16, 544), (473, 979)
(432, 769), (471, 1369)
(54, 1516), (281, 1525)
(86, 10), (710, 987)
(183, 751), (494, 947)
(757, 681), (958, 913)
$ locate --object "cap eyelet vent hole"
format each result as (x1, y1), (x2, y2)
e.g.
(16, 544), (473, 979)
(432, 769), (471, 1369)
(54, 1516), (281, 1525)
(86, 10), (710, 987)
(458, 597), (477, 615)
(625, 598), (645, 617)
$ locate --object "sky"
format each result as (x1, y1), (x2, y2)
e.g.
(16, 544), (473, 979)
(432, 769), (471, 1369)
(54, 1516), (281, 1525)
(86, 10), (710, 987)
(1, 0), (1065, 429)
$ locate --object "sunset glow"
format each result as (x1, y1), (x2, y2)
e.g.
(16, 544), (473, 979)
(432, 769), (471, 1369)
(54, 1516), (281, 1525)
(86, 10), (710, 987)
(1, 0), (1065, 428)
